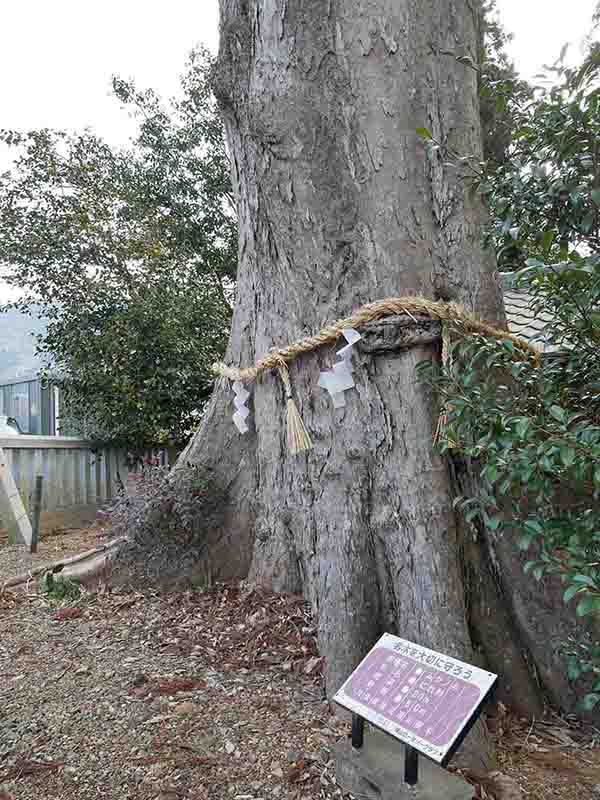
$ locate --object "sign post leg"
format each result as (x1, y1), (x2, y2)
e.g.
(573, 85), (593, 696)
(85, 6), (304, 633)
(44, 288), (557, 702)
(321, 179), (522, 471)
(351, 714), (364, 749)
(404, 744), (418, 786)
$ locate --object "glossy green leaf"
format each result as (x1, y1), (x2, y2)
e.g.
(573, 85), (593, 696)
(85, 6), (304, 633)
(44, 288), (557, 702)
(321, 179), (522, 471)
(542, 230), (554, 254)
(563, 584), (581, 603)
(580, 693), (600, 712)
(576, 594), (598, 617)
(560, 447), (577, 467)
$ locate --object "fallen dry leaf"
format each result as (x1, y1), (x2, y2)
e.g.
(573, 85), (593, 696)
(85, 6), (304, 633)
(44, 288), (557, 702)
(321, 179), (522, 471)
(152, 677), (205, 695)
(288, 757), (307, 783)
(1, 566), (597, 800)
(174, 701), (197, 715)
(54, 607), (83, 621)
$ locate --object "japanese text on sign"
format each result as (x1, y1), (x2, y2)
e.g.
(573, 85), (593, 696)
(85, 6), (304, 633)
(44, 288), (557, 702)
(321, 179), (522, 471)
(334, 633), (497, 764)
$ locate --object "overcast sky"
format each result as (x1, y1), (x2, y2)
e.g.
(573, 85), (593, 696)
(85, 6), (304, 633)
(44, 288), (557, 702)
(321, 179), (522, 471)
(1, 1), (596, 150)
(0, 1), (595, 310)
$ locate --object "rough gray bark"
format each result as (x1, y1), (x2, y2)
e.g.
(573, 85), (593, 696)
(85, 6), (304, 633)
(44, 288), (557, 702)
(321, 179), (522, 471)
(114, 0), (551, 768)
(212, 0), (504, 768)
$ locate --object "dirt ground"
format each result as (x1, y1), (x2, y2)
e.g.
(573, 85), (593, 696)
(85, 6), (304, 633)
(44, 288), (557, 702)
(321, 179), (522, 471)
(0, 523), (105, 587)
(1, 530), (600, 800)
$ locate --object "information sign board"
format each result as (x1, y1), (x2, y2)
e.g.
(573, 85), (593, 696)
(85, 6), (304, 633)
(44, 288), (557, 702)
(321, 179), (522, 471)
(334, 633), (497, 766)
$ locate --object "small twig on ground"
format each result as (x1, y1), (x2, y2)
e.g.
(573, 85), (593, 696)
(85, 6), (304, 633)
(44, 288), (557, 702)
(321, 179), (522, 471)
(521, 717), (536, 750)
(176, 743), (205, 754)
(113, 596), (140, 612)
(0, 759), (65, 781)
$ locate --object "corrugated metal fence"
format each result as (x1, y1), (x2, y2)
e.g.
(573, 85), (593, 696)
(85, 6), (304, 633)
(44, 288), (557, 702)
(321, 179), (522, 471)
(0, 436), (171, 514)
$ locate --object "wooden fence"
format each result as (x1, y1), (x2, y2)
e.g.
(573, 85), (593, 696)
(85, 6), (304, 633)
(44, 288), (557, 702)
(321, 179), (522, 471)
(0, 436), (171, 515)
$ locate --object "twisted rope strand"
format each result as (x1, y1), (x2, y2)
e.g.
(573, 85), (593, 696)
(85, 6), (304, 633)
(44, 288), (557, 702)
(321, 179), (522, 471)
(212, 295), (537, 383)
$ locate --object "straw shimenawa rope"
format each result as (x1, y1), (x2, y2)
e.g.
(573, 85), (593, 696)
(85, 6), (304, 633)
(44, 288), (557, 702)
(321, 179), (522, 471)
(213, 296), (538, 455)
(212, 295), (538, 384)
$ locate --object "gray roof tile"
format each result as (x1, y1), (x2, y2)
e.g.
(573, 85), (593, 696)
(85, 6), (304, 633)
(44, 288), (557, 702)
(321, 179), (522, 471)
(501, 283), (560, 352)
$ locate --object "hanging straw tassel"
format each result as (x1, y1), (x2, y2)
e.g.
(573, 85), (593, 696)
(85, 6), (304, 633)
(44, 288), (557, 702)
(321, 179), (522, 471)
(275, 357), (313, 455)
(434, 322), (453, 447)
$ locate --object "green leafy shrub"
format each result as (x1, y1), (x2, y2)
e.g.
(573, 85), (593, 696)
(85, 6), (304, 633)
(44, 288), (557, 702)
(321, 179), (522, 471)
(421, 36), (600, 709)
(0, 48), (234, 448)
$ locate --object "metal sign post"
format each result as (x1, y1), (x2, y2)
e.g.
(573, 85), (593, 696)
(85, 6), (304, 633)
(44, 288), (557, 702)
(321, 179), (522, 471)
(336, 634), (498, 797)
(404, 744), (418, 786)
(353, 713), (419, 787)
(351, 714), (365, 749)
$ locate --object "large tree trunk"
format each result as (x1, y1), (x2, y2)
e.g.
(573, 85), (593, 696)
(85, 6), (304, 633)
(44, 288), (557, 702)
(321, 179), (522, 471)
(211, 0), (504, 768)
(114, 0), (548, 768)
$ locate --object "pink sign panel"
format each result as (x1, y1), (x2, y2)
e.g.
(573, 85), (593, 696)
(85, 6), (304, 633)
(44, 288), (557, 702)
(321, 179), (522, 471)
(334, 634), (497, 764)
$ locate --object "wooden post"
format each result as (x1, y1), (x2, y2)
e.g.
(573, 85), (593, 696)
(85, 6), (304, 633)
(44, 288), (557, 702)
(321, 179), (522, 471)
(105, 448), (112, 501)
(30, 475), (44, 554)
(0, 447), (32, 546)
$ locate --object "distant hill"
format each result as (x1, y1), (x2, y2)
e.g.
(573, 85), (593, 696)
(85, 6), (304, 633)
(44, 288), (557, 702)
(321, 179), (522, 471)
(0, 309), (47, 382)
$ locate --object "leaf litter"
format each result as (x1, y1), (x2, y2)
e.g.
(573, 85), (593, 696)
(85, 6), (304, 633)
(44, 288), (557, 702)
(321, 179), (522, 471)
(0, 583), (348, 799)
(1, 578), (599, 799)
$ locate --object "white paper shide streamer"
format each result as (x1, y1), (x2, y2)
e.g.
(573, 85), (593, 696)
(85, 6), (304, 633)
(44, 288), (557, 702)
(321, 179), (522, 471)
(231, 380), (251, 434)
(318, 328), (362, 410)
(229, 327), (360, 437)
